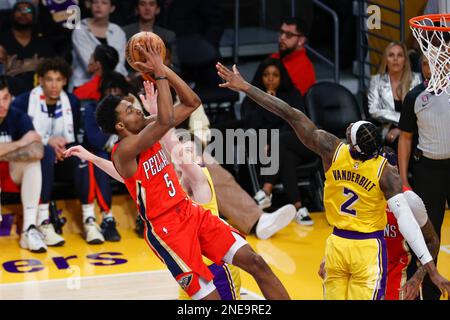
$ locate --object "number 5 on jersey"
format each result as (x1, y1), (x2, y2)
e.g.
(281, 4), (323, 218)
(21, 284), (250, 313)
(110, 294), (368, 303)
(340, 187), (359, 216)
(164, 173), (176, 197)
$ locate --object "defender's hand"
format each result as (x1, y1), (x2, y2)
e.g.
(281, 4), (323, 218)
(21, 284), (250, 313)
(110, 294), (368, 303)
(216, 62), (249, 92)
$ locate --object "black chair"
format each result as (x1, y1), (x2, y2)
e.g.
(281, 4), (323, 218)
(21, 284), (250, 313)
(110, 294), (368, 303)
(305, 81), (363, 138)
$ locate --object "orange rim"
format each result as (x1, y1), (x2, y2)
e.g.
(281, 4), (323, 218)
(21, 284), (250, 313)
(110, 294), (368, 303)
(409, 14), (450, 31)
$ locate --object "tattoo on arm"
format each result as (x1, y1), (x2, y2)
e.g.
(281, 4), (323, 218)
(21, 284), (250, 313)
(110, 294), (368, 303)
(245, 85), (340, 164)
(0, 142), (44, 162)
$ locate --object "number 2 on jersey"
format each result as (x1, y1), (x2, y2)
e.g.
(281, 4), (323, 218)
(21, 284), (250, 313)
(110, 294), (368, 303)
(164, 173), (176, 197)
(340, 187), (359, 216)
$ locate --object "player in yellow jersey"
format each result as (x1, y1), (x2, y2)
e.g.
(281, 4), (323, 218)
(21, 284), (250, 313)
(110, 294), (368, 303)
(216, 62), (450, 300)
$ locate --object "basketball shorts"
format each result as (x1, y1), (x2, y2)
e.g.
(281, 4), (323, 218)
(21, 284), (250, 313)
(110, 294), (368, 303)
(324, 227), (387, 300)
(0, 162), (20, 193)
(140, 198), (246, 298)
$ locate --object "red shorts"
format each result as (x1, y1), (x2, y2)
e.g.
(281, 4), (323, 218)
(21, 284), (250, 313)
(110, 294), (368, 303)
(385, 256), (410, 300)
(0, 162), (20, 193)
(140, 198), (244, 297)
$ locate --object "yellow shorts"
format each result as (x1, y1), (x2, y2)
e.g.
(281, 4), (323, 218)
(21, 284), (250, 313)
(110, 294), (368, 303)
(324, 228), (387, 300)
(178, 259), (241, 300)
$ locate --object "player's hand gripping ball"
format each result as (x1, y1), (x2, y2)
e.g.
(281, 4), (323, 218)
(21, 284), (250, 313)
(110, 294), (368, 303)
(126, 31), (166, 73)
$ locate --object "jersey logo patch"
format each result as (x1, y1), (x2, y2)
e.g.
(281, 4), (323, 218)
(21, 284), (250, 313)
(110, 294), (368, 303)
(178, 273), (193, 290)
(353, 162), (360, 170)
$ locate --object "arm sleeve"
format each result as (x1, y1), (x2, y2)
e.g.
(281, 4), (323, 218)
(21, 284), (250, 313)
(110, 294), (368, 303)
(388, 193), (433, 265)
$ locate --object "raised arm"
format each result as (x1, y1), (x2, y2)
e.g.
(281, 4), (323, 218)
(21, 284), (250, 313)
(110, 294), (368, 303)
(216, 63), (340, 170)
(139, 64), (202, 126)
(114, 39), (176, 176)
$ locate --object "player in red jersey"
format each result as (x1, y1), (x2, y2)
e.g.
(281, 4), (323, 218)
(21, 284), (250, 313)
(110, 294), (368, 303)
(384, 186), (440, 300)
(95, 39), (290, 300)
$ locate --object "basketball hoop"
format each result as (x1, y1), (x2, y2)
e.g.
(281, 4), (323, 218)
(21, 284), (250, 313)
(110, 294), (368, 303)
(410, 14), (450, 95)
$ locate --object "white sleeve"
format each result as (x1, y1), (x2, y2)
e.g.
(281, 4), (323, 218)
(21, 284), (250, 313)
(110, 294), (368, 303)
(404, 190), (428, 227)
(387, 193), (433, 265)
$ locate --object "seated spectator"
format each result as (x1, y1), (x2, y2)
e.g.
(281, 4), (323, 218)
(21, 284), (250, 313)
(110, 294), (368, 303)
(241, 58), (304, 131)
(243, 58), (316, 225)
(271, 17), (316, 96)
(123, 0), (180, 73)
(74, 44), (119, 102)
(368, 41), (421, 147)
(161, 0), (224, 89)
(0, 75), (46, 253)
(77, 72), (125, 242)
(71, 0), (128, 89)
(0, 1), (56, 91)
(12, 58), (107, 245)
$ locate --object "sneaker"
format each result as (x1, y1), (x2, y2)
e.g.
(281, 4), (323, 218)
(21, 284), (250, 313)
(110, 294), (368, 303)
(295, 207), (314, 226)
(254, 189), (272, 210)
(255, 204), (296, 240)
(135, 215), (144, 238)
(19, 225), (47, 253)
(38, 221), (65, 246)
(83, 217), (105, 244)
(100, 217), (121, 242)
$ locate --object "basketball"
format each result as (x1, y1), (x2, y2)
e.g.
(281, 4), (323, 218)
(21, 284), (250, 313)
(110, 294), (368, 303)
(125, 31), (166, 73)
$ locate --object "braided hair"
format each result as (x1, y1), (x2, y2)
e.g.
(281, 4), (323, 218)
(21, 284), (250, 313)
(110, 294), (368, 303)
(350, 121), (382, 161)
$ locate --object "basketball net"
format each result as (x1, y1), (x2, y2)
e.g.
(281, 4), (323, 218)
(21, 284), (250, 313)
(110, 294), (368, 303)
(410, 14), (450, 95)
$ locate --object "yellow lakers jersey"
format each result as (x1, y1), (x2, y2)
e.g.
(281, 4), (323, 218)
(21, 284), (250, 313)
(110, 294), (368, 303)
(324, 143), (388, 233)
(198, 167), (219, 216)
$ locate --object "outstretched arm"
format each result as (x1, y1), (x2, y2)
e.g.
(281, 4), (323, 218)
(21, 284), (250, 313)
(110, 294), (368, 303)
(216, 63), (340, 170)
(64, 145), (124, 183)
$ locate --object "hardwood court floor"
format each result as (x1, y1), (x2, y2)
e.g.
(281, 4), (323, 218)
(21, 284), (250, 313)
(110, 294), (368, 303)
(0, 211), (449, 300)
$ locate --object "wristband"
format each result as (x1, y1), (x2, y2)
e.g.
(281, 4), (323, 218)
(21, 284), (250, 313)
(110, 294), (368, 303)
(154, 76), (168, 81)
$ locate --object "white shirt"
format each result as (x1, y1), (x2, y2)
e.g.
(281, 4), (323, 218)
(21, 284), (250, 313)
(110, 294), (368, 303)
(71, 19), (128, 89)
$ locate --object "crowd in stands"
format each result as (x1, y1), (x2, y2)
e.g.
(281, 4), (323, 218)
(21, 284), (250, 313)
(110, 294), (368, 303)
(0, 1), (444, 286)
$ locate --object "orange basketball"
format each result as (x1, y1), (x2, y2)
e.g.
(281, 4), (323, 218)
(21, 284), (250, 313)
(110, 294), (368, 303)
(125, 31), (166, 73)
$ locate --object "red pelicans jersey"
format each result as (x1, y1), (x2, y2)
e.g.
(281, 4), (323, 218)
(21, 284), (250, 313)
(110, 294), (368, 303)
(112, 141), (187, 219)
(384, 207), (411, 300)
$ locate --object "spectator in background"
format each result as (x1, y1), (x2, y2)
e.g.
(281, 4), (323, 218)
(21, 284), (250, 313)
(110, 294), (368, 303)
(244, 58), (316, 226)
(161, 0), (224, 89)
(271, 17), (315, 96)
(77, 72), (128, 242)
(0, 1), (56, 91)
(12, 58), (106, 245)
(71, 0), (127, 89)
(123, 0), (179, 74)
(74, 44), (119, 102)
(0, 45), (27, 95)
(368, 42), (421, 147)
(0, 76), (45, 253)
